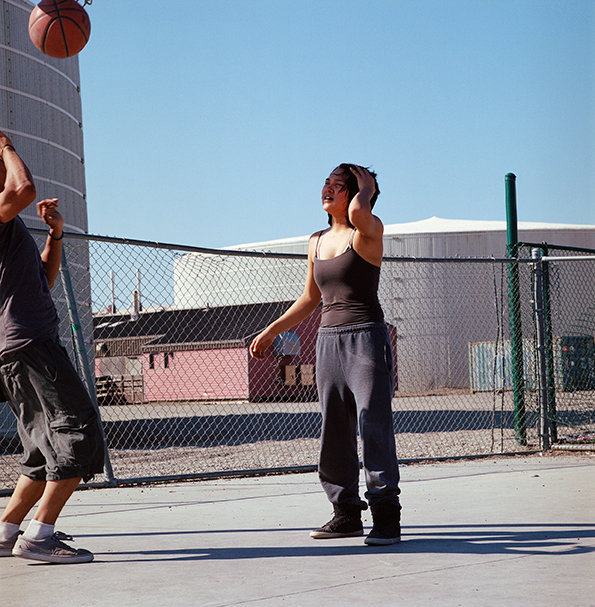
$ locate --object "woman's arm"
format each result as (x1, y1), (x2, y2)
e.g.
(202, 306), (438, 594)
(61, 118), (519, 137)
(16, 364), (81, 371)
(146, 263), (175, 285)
(249, 233), (322, 359)
(347, 166), (383, 238)
(347, 166), (384, 265)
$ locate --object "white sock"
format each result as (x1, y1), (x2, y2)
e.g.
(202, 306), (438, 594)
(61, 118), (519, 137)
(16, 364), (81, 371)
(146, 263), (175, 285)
(0, 521), (20, 541)
(24, 519), (55, 541)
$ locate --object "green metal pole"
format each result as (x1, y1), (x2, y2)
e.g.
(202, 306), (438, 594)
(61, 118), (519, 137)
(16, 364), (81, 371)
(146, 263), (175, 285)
(505, 173), (527, 445)
(532, 248), (550, 449)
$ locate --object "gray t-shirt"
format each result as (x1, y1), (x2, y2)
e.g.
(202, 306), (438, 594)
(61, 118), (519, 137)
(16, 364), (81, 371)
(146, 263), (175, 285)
(0, 216), (59, 357)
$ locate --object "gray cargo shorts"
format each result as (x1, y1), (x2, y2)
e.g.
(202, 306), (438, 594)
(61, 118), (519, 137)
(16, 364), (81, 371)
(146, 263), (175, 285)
(0, 338), (105, 482)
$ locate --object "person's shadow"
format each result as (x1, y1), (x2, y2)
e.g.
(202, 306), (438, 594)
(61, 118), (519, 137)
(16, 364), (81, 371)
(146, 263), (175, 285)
(74, 523), (594, 562)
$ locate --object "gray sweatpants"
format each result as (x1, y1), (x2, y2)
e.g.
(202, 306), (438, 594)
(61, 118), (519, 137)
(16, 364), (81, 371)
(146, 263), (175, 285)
(316, 322), (400, 508)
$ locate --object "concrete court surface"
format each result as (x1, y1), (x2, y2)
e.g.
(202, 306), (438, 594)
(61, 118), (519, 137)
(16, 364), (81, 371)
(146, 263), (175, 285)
(0, 453), (593, 607)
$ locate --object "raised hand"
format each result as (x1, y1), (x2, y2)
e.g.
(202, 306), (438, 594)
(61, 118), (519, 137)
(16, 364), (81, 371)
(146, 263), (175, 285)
(0, 130), (14, 154)
(349, 165), (376, 196)
(37, 198), (64, 236)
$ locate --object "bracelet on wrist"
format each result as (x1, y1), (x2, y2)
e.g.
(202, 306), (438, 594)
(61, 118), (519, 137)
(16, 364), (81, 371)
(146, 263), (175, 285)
(49, 231), (64, 241)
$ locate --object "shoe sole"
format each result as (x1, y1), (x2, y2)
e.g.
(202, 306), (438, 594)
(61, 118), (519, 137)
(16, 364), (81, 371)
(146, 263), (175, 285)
(310, 530), (364, 539)
(12, 548), (93, 564)
(364, 536), (401, 546)
(0, 550), (15, 557)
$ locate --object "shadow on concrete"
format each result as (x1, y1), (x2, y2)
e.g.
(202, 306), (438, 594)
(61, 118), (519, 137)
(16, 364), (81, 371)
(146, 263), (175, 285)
(100, 410), (536, 449)
(83, 523), (595, 562)
(2, 409), (593, 452)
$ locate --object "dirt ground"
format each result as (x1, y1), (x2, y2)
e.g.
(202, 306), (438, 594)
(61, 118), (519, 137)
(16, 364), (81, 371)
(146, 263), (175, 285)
(1, 390), (592, 490)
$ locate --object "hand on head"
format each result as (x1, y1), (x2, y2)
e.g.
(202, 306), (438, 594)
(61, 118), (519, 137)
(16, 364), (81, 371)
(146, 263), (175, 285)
(349, 165), (375, 191)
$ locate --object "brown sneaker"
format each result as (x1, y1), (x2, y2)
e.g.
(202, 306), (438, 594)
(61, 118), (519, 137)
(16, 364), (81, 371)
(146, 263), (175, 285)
(310, 503), (366, 539)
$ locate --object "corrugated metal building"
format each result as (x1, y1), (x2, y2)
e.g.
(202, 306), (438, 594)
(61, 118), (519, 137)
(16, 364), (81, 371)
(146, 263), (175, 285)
(174, 217), (594, 392)
(227, 216), (595, 257)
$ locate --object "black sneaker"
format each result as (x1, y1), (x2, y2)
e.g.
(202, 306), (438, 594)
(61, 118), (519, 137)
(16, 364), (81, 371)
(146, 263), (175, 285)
(310, 504), (366, 539)
(365, 502), (401, 546)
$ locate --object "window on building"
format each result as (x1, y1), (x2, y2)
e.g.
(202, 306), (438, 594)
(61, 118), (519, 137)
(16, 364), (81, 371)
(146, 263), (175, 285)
(148, 354), (155, 370)
(127, 356), (142, 375)
(284, 365), (297, 386)
(300, 364), (315, 386)
(273, 331), (301, 357)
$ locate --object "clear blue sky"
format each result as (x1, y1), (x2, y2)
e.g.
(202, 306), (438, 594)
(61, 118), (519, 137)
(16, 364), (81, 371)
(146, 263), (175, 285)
(79, 0), (594, 248)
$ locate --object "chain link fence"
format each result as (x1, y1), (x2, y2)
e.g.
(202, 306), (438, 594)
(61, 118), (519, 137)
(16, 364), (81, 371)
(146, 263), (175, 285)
(1, 233), (593, 490)
(515, 242), (595, 450)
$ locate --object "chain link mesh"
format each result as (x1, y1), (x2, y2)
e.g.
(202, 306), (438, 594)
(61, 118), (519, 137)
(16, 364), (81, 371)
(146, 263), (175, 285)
(1, 234), (593, 489)
(516, 243), (595, 448)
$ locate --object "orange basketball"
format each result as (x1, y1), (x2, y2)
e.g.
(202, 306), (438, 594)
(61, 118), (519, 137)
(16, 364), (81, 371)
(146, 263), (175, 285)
(28, 0), (91, 59)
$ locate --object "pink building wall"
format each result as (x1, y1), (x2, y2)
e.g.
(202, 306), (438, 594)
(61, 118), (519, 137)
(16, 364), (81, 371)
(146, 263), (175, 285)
(143, 347), (248, 401)
(96, 308), (399, 403)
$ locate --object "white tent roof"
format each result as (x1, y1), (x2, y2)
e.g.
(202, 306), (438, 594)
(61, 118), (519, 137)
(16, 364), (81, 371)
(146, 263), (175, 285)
(383, 216), (595, 235)
(230, 217), (595, 249)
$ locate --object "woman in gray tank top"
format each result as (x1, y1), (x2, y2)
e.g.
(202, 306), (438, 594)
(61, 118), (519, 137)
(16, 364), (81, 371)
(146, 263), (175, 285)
(250, 164), (401, 545)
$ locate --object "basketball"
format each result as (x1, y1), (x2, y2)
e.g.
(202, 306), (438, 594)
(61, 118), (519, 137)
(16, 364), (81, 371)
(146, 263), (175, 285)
(28, 0), (91, 59)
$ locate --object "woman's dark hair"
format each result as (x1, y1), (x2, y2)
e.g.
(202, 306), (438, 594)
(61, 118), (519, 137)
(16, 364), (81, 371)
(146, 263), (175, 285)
(327, 164), (380, 226)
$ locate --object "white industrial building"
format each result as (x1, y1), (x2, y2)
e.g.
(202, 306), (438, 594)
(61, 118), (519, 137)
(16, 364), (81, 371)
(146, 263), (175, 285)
(225, 216), (595, 257)
(174, 217), (595, 308)
(174, 217), (595, 392)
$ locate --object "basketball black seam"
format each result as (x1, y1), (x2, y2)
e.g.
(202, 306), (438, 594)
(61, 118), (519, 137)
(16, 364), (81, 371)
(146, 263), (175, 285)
(41, 18), (59, 54)
(55, 12), (70, 56)
(59, 17), (90, 44)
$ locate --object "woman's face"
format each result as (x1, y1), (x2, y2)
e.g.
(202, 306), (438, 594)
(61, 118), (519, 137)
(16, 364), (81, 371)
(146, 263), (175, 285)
(322, 168), (350, 215)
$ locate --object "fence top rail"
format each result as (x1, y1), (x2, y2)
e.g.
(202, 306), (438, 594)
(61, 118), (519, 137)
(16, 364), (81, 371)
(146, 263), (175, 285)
(540, 255), (595, 262)
(28, 228), (307, 259)
(517, 241), (595, 255)
(28, 228), (591, 264)
(382, 256), (535, 263)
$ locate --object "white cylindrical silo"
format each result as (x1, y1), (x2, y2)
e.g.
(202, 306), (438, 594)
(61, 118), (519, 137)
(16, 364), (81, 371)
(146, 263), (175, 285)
(173, 252), (306, 309)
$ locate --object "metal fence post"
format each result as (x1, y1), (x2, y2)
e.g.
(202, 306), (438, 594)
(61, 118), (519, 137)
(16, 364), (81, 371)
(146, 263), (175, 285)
(532, 248), (551, 450)
(59, 248), (115, 484)
(505, 173), (527, 445)
(541, 246), (558, 442)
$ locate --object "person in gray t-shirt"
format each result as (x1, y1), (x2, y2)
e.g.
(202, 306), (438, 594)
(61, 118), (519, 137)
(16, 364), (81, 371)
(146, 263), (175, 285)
(0, 130), (104, 564)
